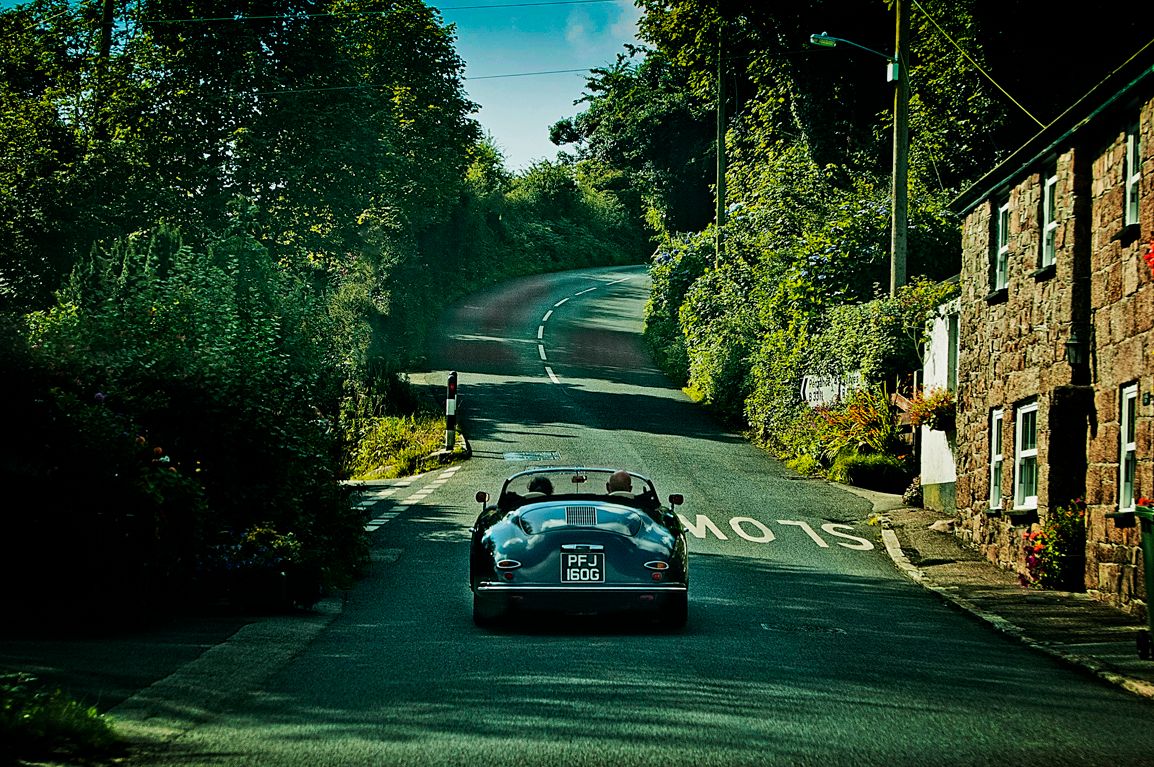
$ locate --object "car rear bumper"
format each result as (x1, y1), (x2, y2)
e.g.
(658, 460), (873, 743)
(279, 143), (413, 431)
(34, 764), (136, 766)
(474, 583), (686, 614)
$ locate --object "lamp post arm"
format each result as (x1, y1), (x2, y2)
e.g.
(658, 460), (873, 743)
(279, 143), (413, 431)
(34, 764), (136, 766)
(810, 33), (895, 64)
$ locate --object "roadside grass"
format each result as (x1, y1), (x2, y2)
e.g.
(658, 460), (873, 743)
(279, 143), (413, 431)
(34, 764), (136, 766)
(345, 404), (466, 480)
(0, 673), (124, 765)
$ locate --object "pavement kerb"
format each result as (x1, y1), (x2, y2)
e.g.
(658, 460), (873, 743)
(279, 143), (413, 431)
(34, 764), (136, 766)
(836, 482), (1154, 701)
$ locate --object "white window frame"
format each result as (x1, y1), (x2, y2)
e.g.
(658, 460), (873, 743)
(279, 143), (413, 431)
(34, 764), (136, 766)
(1121, 384), (1138, 512)
(947, 311), (960, 393)
(989, 408), (1004, 510)
(1014, 402), (1039, 511)
(1041, 168), (1058, 268)
(1125, 122), (1142, 227)
(994, 200), (1010, 290)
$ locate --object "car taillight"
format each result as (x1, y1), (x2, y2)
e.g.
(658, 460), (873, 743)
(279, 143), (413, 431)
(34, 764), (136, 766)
(644, 561), (669, 570)
(496, 559), (522, 570)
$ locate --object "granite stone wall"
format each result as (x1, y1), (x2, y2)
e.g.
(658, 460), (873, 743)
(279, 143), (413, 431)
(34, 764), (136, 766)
(953, 93), (1153, 617)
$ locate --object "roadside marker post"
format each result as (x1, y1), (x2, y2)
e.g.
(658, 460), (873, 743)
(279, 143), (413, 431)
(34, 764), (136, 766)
(444, 371), (458, 451)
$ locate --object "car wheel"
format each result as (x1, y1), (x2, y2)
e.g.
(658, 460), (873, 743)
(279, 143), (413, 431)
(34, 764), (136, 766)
(473, 593), (504, 627)
(660, 593), (688, 629)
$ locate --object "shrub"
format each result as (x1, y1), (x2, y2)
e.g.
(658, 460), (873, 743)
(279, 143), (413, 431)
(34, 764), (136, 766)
(810, 384), (904, 461)
(829, 451), (912, 493)
(0, 673), (123, 764)
(902, 476), (924, 507)
(1022, 498), (1087, 590)
(785, 454), (824, 477)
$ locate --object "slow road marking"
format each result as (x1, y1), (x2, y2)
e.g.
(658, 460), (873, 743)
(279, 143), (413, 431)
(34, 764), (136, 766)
(678, 513), (874, 550)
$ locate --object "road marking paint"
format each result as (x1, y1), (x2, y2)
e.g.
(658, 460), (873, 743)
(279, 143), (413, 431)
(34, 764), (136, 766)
(678, 514), (729, 540)
(542, 309), (553, 322)
(538, 344), (547, 361)
(358, 468), (462, 532)
(537, 326), (544, 340)
(730, 517), (776, 543)
(777, 520), (829, 548)
(553, 297), (570, 307)
(822, 523), (875, 550)
(545, 366), (560, 384)
(677, 513), (875, 552)
(574, 287), (597, 296)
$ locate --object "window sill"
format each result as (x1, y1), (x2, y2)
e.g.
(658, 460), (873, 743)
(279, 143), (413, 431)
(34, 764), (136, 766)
(1030, 264), (1056, 281)
(1113, 222), (1141, 246)
(984, 507), (1003, 517)
(984, 288), (1008, 305)
(1008, 506), (1038, 520)
(1105, 509), (1137, 529)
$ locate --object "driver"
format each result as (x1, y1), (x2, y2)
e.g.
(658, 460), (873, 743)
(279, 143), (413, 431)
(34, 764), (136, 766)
(606, 470), (632, 494)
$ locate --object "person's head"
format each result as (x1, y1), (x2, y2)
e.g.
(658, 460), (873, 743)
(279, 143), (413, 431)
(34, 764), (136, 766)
(606, 470), (632, 493)
(527, 476), (554, 495)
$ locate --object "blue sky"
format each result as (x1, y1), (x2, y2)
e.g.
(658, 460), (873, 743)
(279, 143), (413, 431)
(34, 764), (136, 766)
(0, 0), (643, 173)
(439, 0), (642, 171)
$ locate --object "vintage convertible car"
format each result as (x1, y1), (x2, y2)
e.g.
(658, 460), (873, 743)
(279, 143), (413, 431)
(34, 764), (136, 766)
(469, 467), (688, 628)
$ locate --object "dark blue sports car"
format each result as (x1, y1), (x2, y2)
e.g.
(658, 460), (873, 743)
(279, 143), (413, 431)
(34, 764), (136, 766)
(469, 467), (688, 628)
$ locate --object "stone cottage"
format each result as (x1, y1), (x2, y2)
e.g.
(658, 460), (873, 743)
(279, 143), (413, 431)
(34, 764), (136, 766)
(949, 45), (1153, 614)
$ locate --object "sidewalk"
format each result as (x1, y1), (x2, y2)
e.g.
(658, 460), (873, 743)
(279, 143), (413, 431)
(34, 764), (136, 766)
(849, 486), (1154, 700)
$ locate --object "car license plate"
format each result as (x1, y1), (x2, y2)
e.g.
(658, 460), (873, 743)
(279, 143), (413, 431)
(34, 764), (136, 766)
(560, 551), (604, 583)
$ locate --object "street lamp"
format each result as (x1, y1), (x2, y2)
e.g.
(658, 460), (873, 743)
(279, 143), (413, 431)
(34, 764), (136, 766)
(808, 32), (899, 82)
(810, 3), (909, 295)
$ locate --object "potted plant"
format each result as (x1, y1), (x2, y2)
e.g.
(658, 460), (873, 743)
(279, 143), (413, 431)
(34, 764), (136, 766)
(908, 387), (956, 432)
(1020, 499), (1087, 590)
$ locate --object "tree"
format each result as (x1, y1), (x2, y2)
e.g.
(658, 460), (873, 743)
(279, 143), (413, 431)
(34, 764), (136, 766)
(551, 47), (715, 235)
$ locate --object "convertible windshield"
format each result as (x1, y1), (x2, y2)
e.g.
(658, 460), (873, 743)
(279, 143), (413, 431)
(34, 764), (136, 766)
(498, 468), (659, 508)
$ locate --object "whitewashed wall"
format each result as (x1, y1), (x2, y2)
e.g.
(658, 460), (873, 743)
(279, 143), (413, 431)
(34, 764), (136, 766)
(921, 300), (959, 499)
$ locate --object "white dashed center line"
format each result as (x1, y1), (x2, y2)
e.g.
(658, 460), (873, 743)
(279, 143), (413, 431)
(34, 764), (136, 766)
(537, 275), (632, 386)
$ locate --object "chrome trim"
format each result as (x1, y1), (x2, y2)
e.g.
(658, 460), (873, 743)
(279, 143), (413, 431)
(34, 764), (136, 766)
(560, 543), (605, 551)
(477, 583), (686, 593)
(566, 506), (598, 526)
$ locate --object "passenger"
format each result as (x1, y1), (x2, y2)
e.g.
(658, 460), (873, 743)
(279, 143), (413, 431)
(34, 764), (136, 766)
(606, 470), (633, 494)
(527, 476), (554, 495)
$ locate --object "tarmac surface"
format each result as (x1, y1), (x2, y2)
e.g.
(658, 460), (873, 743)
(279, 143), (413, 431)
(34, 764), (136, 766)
(2, 485), (1153, 761)
(846, 485), (1154, 701)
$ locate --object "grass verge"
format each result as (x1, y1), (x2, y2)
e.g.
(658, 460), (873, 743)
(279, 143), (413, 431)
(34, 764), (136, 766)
(0, 673), (124, 765)
(345, 404), (466, 480)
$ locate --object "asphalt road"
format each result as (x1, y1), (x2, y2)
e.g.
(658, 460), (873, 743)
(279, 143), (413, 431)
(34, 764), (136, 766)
(135, 266), (1154, 766)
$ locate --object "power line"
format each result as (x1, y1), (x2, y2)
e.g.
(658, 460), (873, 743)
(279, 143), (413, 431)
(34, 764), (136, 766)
(244, 67), (592, 95)
(143, 0), (628, 24)
(467, 68), (589, 80)
(909, 0), (1043, 128)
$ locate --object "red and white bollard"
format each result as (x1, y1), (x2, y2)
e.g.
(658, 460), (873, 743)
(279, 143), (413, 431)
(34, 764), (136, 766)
(444, 371), (458, 451)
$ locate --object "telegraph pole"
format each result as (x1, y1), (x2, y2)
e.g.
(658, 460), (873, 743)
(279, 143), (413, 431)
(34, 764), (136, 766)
(890, 0), (909, 295)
